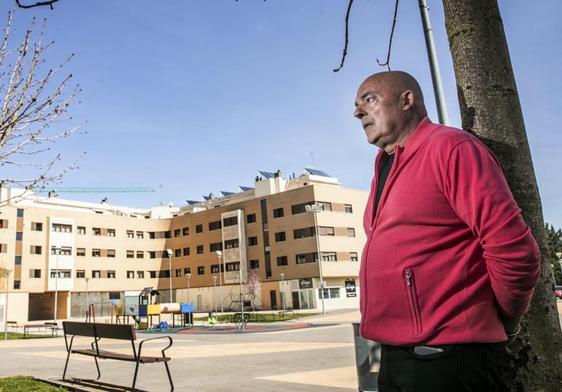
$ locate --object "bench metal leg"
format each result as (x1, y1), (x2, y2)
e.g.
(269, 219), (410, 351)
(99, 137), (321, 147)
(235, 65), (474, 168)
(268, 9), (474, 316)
(132, 360), (140, 392)
(93, 356), (101, 380)
(62, 350), (72, 380)
(164, 361), (174, 391)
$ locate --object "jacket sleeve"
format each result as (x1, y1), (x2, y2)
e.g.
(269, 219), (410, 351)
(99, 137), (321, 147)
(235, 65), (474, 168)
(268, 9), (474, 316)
(444, 139), (540, 321)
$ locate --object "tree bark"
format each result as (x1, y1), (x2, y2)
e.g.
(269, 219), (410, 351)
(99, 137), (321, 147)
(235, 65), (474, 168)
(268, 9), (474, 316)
(442, 1), (562, 390)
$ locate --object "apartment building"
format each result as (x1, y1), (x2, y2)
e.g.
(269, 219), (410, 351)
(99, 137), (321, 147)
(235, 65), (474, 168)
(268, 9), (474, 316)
(0, 169), (368, 322)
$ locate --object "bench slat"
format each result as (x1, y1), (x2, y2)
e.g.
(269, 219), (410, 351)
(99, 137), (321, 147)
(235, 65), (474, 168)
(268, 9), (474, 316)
(72, 349), (170, 363)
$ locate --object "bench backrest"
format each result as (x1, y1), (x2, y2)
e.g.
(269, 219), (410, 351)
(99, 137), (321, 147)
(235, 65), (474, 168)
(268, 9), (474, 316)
(63, 321), (136, 341)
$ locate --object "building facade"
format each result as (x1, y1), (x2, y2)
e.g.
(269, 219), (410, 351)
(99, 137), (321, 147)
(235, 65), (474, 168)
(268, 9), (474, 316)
(0, 170), (367, 322)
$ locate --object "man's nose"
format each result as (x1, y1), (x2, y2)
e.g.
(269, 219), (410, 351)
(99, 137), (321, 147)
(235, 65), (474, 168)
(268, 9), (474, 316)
(354, 106), (364, 119)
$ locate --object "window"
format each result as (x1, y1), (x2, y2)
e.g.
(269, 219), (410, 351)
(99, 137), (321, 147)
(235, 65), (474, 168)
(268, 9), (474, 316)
(0, 244), (7, 253)
(127, 250), (135, 258)
(345, 204), (353, 213)
(277, 256), (288, 266)
(149, 271), (157, 278)
(294, 227), (315, 239)
(224, 239), (239, 249)
(196, 245), (204, 254)
(350, 252), (359, 262)
(197, 266), (205, 275)
(182, 227), (189, 236)
(77, 248), (86, 256)
(296, 253), (317, 264)
(175, 248), (181, 257)
(76, 270), (85, 278)
(149, 251), (156, 259)
(137, 271), (145, 279)
(318, 202), (332, 211)
(92, 227), (101, 236)
(30, 269), (42, 278)
(209, 220), (222, 231)
(109, 292), (120, 300)
(107, 249), (116, 258)
(77, 226), (86, 235)
(273, 208), (284, 218)
(30, 245), (42, 255)
(183, 247), (190, 256)
(50, 270), (71, 278)
(174, 229), (181, 237)
(108, 271), (116, 279)
(14, 280), (20, 289)
(31, 222), (43, 231)
(322, 252), (337, 261)
(320, 287), (341, 299)
(127, 230), (134, 238)
(127, 271), (134, 279)
(226, 262), (240, 272)
(52, 246), (72, 255)
(274, 232), (286, 242)
(137, 251), (144, 259)
(249, 260), (259, 269)
(107, 229), (116, 237)
(16, 208), (24, 217)
(246, 214), (256, 223)
(159, 270), (170, 278)
(291, 202), (312, 215)
(183, 267), (191, 275)
(16, 232), (23, 241)
(164, 231), (172, 239)
(148, 232), (155, 239)
(0, 219), (8, 228)
(14, 256), (21, 265)
(195, 224), (203, 233)
(319, 226), (335, 236)
(92, 249), (101, 257)
(211, 264), (220, 273)
(223, 216), (238, 227)
(209, 242), (223, 252)
(175, 268), (182, 277)
(248, 236), (258, 246)
(136, 231), (144, 239)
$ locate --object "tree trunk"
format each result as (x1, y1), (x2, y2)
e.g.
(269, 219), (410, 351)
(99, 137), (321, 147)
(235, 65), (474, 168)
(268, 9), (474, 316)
(442, 1), (562, 390)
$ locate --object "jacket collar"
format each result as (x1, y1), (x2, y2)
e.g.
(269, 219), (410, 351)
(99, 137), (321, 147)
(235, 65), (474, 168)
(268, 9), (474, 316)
(397, 117), (440, 156)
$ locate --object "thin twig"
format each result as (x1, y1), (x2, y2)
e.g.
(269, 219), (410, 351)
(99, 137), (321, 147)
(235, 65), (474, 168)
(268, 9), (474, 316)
(333, 0), (354, 72)
(377, 0), (400, 71)
(15, 0), (59, 9)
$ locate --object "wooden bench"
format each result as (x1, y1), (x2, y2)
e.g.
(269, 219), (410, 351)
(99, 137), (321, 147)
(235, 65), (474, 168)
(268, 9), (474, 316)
(23, 322), (59, 338)
(62, 321), (174, 391)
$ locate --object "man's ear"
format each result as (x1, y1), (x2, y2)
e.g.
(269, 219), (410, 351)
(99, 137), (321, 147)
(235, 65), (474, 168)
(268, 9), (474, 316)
(401, 90), (415, 111)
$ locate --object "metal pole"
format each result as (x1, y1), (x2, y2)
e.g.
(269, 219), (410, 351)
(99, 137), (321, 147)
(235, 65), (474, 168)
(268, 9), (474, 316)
(280, 273), (286, 311)
(85, 277), (89, 319)
(307, 204), (326, 315)
(4, 269), (12, 341)
(54, 251), (59, 323)
(239, 264), (244, 329)
(212, 276), (217, 315)
(418, 0), (449, 125)
(217, 252), (224, 313)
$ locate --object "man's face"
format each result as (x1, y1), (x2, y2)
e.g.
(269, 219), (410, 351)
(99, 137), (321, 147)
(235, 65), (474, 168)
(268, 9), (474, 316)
(354, 77), (403, 152)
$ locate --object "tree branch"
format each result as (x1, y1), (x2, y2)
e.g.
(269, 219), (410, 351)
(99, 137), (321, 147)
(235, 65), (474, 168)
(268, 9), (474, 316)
(333, 0), (354, 72)
(377, 0), (400, 71)
(15, 0), (58, 10)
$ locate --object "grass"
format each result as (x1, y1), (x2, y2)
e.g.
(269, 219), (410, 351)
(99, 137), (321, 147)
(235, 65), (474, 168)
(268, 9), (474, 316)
(0, 376), (66, 391)
(194, 312), (319, 323)
(1, 332), (56, 340)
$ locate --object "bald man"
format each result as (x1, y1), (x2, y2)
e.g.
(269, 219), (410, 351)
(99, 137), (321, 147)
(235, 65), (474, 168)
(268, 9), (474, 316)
(354, 71), (540, 391)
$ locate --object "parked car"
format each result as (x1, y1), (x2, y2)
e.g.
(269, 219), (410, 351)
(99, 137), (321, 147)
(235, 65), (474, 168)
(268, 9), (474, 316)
(555, 286), (562, 300)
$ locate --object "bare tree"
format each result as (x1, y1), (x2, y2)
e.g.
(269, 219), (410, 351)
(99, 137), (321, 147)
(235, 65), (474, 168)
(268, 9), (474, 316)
(0, 11), (81, 203)
(442, 1), (562, 390)
(15, 1), (59, 10)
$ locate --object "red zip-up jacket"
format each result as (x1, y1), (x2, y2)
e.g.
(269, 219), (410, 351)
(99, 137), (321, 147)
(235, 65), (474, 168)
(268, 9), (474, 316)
(359, 118), (540, 346)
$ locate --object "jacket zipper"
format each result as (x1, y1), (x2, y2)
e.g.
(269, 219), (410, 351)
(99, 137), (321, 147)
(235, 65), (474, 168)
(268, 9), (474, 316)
(405, 268), (422, 336)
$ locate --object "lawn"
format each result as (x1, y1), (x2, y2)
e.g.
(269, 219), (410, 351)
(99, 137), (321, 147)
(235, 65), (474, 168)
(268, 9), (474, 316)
(1, 332), (56, 340)
(194, 312), (319, 323)
(0, 376), (66, 391)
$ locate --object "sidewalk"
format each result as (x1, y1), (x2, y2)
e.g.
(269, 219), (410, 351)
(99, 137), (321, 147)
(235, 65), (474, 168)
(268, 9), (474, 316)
(0, 309), (361, 392)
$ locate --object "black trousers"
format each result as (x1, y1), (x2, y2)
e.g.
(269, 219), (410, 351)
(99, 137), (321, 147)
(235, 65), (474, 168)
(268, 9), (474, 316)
(378, 343), (506, 392)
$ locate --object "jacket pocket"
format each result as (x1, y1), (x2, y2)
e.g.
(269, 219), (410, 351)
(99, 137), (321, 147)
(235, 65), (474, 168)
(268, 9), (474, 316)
(404, 268), (422, 336)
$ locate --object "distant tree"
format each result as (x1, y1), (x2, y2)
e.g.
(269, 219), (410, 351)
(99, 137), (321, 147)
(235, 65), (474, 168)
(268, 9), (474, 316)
(245, 271), (261, 309)
(0, 11), (81, 204)
(545, 223), (562, 285)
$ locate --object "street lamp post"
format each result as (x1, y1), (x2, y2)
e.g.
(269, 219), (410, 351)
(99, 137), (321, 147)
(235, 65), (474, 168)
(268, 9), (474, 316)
(4, 268), (12, 341)
(306, 203), (326, 315)
(239, 262), (245, 329)
(85, 277), (90, 319)
(53, 249), (60, 323)
(186, 273), (192, 328)
(280, 272), (286, 311)
(212, 275), (217, 315)
(166, 249), (173, 303)
(216, 251), (224, 313)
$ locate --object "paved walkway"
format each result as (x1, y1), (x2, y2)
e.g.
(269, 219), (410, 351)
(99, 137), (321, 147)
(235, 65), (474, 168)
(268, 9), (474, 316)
(0, 309), (362, 392)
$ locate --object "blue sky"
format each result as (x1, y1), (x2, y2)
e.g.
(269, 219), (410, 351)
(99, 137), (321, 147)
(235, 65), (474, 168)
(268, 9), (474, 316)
(2, 1), (562, 228)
